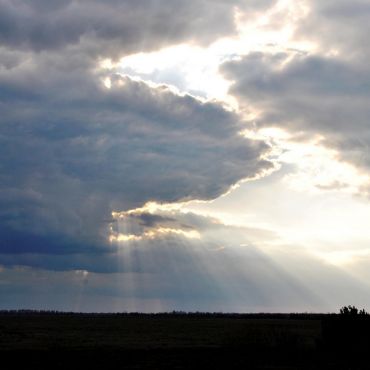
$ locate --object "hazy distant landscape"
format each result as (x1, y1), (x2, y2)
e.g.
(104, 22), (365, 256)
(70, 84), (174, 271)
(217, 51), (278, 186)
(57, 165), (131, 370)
(1, 311), (369, 369)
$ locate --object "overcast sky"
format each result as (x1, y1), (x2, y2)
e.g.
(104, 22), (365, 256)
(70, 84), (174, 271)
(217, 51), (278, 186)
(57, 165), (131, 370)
(1, 0), (370, 312)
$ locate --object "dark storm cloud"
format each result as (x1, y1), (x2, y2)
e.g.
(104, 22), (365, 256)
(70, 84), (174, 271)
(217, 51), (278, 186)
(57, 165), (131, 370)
(0, 62), (272, 255)
(0, 0), (276, 57)
(222, 51), (370, 175)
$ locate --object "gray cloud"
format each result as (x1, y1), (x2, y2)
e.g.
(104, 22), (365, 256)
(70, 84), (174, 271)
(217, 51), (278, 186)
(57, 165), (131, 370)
(0, 58), (272, 254)
(297, 0), (370, 61)
(0, 207), (272, 272)
(219, 0), (370, 185)
(0, 0), (276, 59)
(222, 51), (370, 175)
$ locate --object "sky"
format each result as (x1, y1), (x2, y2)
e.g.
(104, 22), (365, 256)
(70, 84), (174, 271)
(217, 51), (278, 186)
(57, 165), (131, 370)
(1, 0), (370, 312)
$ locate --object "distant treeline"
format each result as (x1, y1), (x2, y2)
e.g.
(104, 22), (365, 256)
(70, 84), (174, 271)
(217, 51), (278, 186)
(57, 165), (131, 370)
(0, 309), (342, 319)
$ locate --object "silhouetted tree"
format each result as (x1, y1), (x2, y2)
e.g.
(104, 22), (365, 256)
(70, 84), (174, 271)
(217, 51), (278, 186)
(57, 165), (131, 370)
(340, 305), (368, 316)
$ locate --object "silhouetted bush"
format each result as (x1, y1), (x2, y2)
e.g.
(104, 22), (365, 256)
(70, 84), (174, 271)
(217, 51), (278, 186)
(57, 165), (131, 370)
(339, 305), (368, 316)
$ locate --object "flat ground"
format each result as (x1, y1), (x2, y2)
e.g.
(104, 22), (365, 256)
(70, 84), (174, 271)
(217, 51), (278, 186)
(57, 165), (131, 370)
(0, 312), (368, 369)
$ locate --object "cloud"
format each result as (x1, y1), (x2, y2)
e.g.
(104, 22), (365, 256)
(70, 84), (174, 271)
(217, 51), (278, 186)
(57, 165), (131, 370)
(0, 0), (276, 58)
(297, 0), (370, 61)
(0, 206), (271, 272)
(0, 57), (272, 255)
(222, 51), (370, 180)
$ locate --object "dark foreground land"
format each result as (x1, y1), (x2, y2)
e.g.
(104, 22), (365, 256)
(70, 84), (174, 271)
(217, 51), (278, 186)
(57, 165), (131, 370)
(0, 311), (370, 369)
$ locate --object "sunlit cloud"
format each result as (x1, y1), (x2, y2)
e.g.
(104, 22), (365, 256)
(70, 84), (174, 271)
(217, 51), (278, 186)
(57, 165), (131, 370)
(236, 0), (315, 53)
(109, 228), (201, 244)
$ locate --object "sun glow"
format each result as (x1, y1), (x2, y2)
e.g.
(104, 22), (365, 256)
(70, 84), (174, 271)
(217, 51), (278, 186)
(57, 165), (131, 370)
(103, 77), (111, 89)
(112, 202), (185, 219)
(116, 43), (235, 107)
(244, 127), (370, 195)
(280, 139), (370, 194)
(110, 228), (201, 244)
(317, 249), (370, 267)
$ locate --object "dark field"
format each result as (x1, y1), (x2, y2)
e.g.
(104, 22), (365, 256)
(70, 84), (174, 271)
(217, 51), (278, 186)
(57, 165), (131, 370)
(0, 312), (369, 369)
